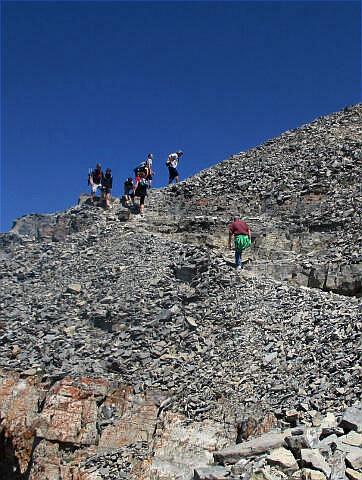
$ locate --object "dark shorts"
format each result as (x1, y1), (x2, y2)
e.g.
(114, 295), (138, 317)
(168, 166), (179, 180)
(139, 195), (145, 206)
(102, 187), (111, 194)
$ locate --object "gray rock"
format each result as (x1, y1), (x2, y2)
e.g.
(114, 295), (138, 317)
(267, 447), (298, 473)
(193, 466), (230, 479)
(340, 404), (362, 433)
(346, 468), (362, 480)
(66, 283), (82, 294)
(342, 431), (362, 447)
(300, 449), (331, 478)
(301, 469), (327, 480)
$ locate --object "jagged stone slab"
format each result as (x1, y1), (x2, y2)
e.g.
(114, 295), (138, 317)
(300, 449), (331, 478)
(301, 469), (327, 480)
(340, 403), (362, 433)
(345, 446), (362, 470)
(66, 282), (82, 294)
(346, 468), (362, 480)
(267, 447), (298, 472)
(193, 466), (230, 479)
(342, 431), (362, 447)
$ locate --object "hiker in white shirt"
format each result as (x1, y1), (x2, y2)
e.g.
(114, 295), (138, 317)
(166, 150), (183, 184)
(145, 153), (154, 187)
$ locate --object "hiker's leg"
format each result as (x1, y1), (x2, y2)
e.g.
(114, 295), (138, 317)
(169, 167), (176, 184)
(140, 196), (145, 214)
(235, 249), (241, 269)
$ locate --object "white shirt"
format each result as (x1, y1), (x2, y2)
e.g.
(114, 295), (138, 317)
(168, 153), (179, 168)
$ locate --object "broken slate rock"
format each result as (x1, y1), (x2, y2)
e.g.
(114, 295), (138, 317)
(300, 449), (331, 478)
(267, 447), (298, 473)
(301, 469), (327, 480)
(186, 316), (198, 329)
(193, 466), (230, 480)
(342, 431), (362, 447)
(346, 468), (362, 480)
(66, 283), (82, 294)
(340, 404), (362, 433)
(345, 446), (362, 470)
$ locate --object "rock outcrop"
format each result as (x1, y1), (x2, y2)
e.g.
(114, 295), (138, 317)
(0, 104), (361, 478)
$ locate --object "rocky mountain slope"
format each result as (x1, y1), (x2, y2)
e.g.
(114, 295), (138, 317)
(0, 104), (361, 480)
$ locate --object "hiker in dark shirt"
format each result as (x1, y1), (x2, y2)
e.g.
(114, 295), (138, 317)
(101, 168), (113, 209)
(124, 177), (134, 206)
(134, 171), (149, 215)
(228, 216), (251, 270)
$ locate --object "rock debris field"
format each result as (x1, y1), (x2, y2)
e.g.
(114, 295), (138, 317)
(0, 104), (361, 479)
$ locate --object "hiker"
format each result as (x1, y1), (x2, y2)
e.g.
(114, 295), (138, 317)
(134, 171), (149, 215)
(145, 153), (154, 187)
(228, 216), (251, 270)
(123, 177), (135, 206)
(89, 163), (103, 199)
(166, 150), (183, 184)
(101, 168), (113, 209)
(134, 161), (148, 179)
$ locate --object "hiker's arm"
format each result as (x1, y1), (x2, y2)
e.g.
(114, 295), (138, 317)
(248, 228), (251, 239)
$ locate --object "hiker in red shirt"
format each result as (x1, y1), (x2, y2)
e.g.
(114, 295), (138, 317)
(228, 216), (251, 270)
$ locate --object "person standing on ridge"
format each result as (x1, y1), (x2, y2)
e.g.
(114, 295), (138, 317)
(145, 153), (154, 187)
(134, 171), (149, 215)
(123, 177), (135, 206)
(228, 216), (251, 270)
(166, 150), (183, 184)
(89, 163), (103, 200)
(101, 168), (113, 209)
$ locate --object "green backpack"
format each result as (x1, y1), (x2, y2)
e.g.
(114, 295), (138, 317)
(235, 235), (251, 252)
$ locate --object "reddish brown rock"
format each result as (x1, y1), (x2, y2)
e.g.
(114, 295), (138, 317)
(0, 371), (41, 473)
(237, 412), (278, 442)
(29, 439), (98, 480)
(36, 377), (109, 446)
(99, 389), (159, 449)
(0, 371), (233, 480)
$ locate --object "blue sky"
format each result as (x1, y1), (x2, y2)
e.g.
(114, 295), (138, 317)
(1, 1), (361, 231)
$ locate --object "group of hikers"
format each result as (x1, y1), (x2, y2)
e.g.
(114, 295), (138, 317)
(88, 151), (251, 270)
(87, 150), (183, 214)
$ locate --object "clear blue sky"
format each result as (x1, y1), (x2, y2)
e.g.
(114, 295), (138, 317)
(1, 1), (361, 232)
